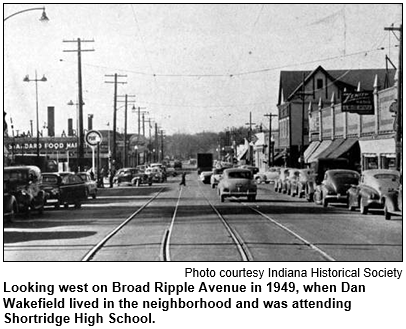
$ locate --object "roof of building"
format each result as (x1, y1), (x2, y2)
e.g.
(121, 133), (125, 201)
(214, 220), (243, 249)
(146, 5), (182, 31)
(278, 66), (396, 104)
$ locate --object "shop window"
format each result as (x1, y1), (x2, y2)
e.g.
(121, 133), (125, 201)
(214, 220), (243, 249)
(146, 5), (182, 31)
(363, 156), (378, 170)
(381, 156), (396, 170)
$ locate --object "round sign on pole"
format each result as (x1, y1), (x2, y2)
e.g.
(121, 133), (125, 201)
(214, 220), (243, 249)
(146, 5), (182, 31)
(85, 130), (102, 147)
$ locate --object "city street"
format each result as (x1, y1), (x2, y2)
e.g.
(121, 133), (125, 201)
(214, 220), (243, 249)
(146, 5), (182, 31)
(4, 173), (402, 262)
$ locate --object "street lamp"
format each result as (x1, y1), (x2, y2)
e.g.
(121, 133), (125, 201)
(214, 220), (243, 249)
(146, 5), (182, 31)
(4, 6), (49, 22)
(23, 71), (47, 158)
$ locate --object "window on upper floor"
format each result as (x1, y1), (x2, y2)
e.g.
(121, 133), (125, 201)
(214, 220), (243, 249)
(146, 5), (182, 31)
(317, 79), (323, 90)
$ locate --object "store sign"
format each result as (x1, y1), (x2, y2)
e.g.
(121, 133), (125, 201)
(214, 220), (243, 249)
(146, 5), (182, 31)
(342, 91), (374, 115)
(7, 141), (77, 151)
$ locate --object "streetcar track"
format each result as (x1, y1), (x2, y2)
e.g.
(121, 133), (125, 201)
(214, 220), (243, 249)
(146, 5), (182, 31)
(81, 188), (165, 261)
(197, 183), (253, 262)
(239, 199), (336, 261)
(160, 186), (183, 261)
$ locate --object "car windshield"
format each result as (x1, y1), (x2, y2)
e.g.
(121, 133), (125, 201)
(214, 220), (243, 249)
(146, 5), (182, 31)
(228, 171), (252, 179)
(42, 175), (59, 184)
(374, 174), (399, 182)
(4, 170), (29, 183)
(333, 172), (359, 183)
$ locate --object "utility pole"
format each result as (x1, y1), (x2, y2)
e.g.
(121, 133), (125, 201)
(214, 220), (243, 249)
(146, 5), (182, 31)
(385, 24), (402, 171)
(117, 95), (135, 167)
(105, 73), (127, 166)
(264, 113), (278, 168)
(145, 118), (154, 163)
(63, 38), (94, 170)
(155, 123), (159, 162)
(160, 130), (165, 162)
(296, 73), (313, 168)
(134, 106), (147, 140)
(245, 112), (256, 165)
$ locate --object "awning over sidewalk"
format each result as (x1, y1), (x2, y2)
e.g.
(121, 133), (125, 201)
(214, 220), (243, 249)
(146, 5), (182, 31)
(307, 140), (332, 163)
(304, 141), (320, 163)
(359, 138), (395, 157)
(327, 138), (359, 159)
(316, 139), (345, 159)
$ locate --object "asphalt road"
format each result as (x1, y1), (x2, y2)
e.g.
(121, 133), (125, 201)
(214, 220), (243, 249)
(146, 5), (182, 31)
(3, 173), (402, 261)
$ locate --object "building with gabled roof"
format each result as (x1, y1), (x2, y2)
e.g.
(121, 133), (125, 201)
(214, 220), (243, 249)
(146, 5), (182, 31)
(277, 65), (396, 168)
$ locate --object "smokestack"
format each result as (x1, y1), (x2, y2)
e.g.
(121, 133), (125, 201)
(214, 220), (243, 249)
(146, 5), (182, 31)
(88, 114), (93, 131)
(47, 106), (55, 137)
(68, 118), (73, 136)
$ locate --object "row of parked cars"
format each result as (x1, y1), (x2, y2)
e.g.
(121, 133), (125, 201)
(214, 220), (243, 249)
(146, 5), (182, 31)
(112, 162), (177, 186)
(3, 166), (98, 220)
(270, 158), (402, 220)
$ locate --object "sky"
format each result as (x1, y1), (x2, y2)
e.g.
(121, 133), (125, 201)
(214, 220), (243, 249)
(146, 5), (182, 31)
(3, 3), (402, 136)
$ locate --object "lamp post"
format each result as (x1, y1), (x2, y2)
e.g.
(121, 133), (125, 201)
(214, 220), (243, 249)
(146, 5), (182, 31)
(4, 6), (49, 22)
(23, 71), (47, 158)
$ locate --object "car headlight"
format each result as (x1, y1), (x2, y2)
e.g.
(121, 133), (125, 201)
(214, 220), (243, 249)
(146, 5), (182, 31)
(51, 188), (59, 195)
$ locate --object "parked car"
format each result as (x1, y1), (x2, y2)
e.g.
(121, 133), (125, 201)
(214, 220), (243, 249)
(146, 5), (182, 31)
(274, 168), (291, 193)
(3, 166), (46, 218)
(254, 167), (280, 184)
(218, 168), (257, 202)
(347, 169), (400, 214)
(113, 168), (149, 185)
(41, 172), (87, 209)
(307, 158), (351, 202)
(290, 168), (315, 200)
(285, 169), (301, 196)
(77, 172), (97, 199)
(145, 167), (166, 183)
(314, 169), (360, 207)
(131, 170), (152, 186)
(383, 184), (402, 220)
(199, 171), (213, 184)
(210, 167), (225, 188)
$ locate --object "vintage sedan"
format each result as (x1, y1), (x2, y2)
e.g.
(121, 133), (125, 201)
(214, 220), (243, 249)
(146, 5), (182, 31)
(41, 172), (87, 209)
(199, 170), (213, 184)
(77, 172), (98, 199)
(383, 184), (402, 220)
(4, 166), (46, 218)
(145, 167), (166, 183)
(347, 169), (400, 214)
(290, 168), (315, 200)
(274, 168), (291, 193)
(254, 167), (280, 184)
(314, 169), (360, 207)
(218, 168), (257, 202)
(285, 169), (301, 196)
(210, 167), (225, 188)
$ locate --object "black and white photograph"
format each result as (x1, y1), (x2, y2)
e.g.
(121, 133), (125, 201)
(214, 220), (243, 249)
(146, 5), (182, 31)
(3, 3), (402, 262)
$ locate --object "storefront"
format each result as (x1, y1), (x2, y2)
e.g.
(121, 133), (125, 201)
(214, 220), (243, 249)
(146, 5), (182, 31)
(359, 138), (396, 170)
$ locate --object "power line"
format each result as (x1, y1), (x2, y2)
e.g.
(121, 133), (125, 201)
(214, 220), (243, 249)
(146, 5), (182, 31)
(68, 45), (390, 79)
